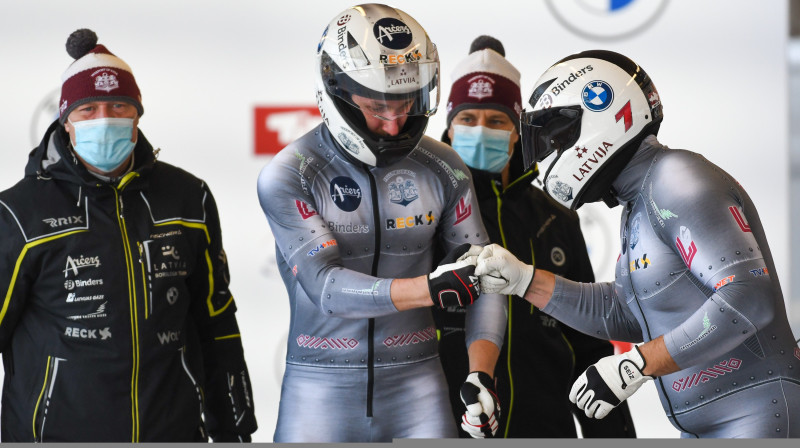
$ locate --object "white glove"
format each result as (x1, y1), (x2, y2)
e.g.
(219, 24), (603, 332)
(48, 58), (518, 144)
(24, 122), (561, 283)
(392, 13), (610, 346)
(570, 346), (653, 419)
(459, 371), (500, 438)
(474, 244), (534, 297)
(456, 244), (484, 264)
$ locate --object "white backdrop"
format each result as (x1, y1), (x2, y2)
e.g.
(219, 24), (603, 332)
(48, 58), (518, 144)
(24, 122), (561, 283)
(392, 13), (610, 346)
(0, 0), (789, 441)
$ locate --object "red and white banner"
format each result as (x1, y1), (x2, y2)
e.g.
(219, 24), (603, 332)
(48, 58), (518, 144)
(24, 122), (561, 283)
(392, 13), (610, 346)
(254, 106), (321, 155)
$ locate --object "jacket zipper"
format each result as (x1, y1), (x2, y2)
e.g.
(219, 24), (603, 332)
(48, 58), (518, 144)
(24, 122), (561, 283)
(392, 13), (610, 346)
(113, 178), (142, 442)
(366, 169), (381, 418)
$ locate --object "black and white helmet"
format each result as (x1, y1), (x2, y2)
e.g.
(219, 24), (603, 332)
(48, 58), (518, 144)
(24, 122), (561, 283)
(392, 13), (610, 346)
(315, 3), (440, 167)
(520, 50), (663, 209)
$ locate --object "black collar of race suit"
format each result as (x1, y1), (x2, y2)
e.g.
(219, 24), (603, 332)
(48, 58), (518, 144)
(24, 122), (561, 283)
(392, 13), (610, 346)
(610, 134), (664, 206)
(26, 119), (157, 189)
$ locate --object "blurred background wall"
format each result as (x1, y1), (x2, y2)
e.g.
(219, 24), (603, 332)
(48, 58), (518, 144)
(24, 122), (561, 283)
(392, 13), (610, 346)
(0, 0), (796, 441)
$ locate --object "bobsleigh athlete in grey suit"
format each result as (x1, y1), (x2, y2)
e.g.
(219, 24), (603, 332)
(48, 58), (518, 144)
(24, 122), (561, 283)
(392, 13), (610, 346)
(474, 49), (800, 438)
(257, 4), (505, 442)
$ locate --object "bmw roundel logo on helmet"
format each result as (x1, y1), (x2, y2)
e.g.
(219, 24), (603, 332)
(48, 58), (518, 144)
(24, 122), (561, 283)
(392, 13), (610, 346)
(373, 18), (413, 50)
(582, 81), (614, 112)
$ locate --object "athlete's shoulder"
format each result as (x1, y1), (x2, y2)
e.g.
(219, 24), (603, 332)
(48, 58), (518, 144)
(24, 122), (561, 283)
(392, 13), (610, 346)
(408, 136), (472, 188)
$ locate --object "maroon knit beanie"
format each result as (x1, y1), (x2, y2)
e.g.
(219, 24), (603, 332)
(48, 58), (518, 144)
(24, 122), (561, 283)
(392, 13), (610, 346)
(58, 29), (143, 123)
(445, 36), (521, 128)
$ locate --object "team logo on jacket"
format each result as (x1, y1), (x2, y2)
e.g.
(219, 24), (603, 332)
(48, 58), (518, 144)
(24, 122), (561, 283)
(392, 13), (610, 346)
(454, 191), (472, 225)
(43, 215), (84, 228)
(157, 330), (181, 345)
(729, 206), (751, 232)
(166, 287), (179, 305)
(66, 292), (104, 302)
(676, 226), (697, 269)
(67, 302), (108, 321)
(93, 69), (120, 92)
(384, 170), (419, 206)
(551, 247), (566, 267)
(63, 255), (101, 277)
(330, 176), (362, 212)
(64, 278), (104, 290)
(65, 326), (112, 340)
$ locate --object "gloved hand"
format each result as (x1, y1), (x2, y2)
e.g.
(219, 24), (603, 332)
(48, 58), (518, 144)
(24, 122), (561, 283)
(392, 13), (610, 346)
(570, 345), (653, 419)
(474, 244), (534, 297)
(460, 371), (500, 438)
(427, 244), (482, 308)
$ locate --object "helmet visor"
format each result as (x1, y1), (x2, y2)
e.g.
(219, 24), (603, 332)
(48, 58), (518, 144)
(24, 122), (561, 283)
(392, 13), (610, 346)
(520, 106), (582, 170)
(322, 53), (440, 120)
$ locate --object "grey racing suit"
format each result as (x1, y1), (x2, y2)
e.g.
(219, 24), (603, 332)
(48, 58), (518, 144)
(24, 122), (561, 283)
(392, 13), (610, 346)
(257, 124), (506, 442)
(543, 136), (800, 438)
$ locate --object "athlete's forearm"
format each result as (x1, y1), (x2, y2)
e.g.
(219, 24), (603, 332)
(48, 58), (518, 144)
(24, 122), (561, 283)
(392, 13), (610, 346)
(390, 275), (434, 311)
(523, 268), (556, 309)
(639, 336), (680, 377)
(467, 338), (501, 376)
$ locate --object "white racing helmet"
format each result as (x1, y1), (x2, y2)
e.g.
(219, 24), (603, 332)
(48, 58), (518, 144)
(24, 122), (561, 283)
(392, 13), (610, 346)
(520, 50), (663, 209)
(315, 3), (440, 167)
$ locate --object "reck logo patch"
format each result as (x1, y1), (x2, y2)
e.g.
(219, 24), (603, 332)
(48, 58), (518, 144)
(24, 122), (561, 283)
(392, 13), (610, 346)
(65, 326), (112, 340)
(386, 212), (434, 230)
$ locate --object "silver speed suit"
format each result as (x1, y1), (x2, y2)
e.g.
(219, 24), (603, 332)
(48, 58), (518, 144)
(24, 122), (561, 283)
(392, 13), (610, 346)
(544, 136), (800, 438)
(257, 124), (506, 442)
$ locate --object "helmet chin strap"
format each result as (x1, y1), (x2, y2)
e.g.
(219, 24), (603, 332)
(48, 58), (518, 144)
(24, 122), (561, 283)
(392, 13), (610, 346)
(602, 189), (619, 208)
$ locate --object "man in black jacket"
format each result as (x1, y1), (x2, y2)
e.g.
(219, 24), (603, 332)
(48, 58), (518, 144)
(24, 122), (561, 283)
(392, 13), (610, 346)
(433, 36), (635, 438)
(0, 29), (256, 442)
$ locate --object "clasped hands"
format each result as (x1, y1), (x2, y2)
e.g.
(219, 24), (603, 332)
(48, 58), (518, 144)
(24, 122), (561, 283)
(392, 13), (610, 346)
(445, 243), (535, 299)
(426, 243), (533, 309)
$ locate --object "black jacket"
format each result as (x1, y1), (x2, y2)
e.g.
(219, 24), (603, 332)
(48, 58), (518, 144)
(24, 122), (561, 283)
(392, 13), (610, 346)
(434, 138), (635, 438)
(0, 121), (256, 442)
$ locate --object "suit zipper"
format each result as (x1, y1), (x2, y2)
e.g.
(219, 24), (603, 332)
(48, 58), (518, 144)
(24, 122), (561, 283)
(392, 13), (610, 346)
(366, 169), (381, 418)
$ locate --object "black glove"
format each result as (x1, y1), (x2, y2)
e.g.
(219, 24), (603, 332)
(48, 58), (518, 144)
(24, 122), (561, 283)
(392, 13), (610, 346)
(460, 371), (500, 438)
(427, 243), (482, 308)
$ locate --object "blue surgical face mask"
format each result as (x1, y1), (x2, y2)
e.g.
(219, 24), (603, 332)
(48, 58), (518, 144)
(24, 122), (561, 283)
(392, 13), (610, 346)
(69, 117), (137, 173)
(450, 124), (512, 173)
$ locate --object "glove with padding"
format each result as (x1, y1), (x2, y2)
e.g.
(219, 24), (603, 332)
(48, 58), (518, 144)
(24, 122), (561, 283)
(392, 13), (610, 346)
(474, 244), (534, 297)
(427, 244), (482, 308)
(570, 345), (653, 419)
(460, 371), (500, 438)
